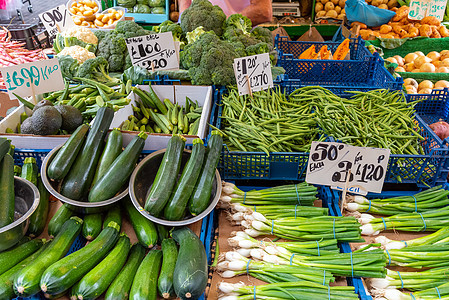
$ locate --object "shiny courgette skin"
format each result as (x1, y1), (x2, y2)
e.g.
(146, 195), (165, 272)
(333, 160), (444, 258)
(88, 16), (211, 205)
(103, 204), (122, 230)
(39, 221), (120, 296)
(92, 128), (123, 185)
(0, 138), (11, 164)
(105, 243), (146, 300)
(0, 154), (15, 227)
(82, 213), (102, 241)
(48, 204), (74, 238)
(71, 234), (131, 300)
(21, 157), (38, 186)
(123, 198), (158, 248)
(0, 239), (44, 276)
(14, 217), (83, 297)
(130, 249), (162, 300)
(158, 239), (178, 299)
(28, 176), (50, 238)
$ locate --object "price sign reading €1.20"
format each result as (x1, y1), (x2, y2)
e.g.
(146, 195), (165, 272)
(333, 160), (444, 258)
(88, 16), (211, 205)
(125, 32), (179, 71)
(233, 53), (273, 96)
(408, 0), (448, 21)
(0, 58), (65, 100)
(39, 5), (75, 38)
(305, 141), (391, 195)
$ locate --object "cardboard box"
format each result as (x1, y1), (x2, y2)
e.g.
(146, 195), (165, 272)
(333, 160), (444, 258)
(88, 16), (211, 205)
(0, 92), (18, 118)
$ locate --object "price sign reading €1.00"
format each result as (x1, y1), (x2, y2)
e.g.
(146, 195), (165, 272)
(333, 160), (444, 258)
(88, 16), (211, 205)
(125, 32), (179, 71)
(305, 141), (391, 195)
(0, 58), (65, 100)
(39, 5), (75, 38)
(233, 53), (273, 96)
(408, 0), (448, 21)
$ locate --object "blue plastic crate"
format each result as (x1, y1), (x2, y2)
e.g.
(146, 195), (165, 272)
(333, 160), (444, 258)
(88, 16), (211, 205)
(274, 35), (372, 61)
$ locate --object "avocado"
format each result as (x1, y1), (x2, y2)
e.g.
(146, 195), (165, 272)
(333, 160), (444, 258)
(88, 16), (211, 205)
(32, 106), (62, 135)
(32, 100), (53, 115)
(55, 105), (83, 132)
(20, 117), (35, 135)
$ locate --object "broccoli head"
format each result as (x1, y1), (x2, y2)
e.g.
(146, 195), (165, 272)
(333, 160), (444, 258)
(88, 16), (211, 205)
(96, 31), (127, 72)
(246, 42), (270, 57)
(224, 14), (252, 35)
(186, 26), (206, 44)
(180, 0), (226, 36)
(76, 56), (119, 84)
(57, 55), (80, 80)
(115, 20), (152, 38)
(251, 26), (273, 46)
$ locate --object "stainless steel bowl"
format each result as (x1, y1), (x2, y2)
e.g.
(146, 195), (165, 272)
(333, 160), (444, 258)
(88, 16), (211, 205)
(41, 145), (128, 214)
(129, 149), (221, 226)
(0, 177), (40, 251)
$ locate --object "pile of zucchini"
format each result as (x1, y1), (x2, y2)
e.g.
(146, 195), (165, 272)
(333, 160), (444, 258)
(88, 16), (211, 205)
(0, 138), (15, 229)
(145, 130), (223, 220)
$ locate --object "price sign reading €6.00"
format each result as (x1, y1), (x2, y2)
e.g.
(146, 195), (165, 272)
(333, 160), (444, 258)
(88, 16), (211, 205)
(305, 141), (391, 195)
(408, 0), (448, 21)
(125, 32), (179, 71)
(39, 5), (75, 38)
(233, 53), (273, 96)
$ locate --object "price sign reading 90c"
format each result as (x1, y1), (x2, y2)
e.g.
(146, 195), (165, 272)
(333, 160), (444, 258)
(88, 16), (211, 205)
(306, 142), (391, 194)
(39, 5), (75, 38)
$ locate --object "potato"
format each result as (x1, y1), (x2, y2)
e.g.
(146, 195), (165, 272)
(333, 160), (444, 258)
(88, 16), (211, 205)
(69, 7), (77, 14)
(386, 57), (398, 64)
(378, 4), (388, 9)
(418, 80), (434, 89)
(326, 10), (338, 18)
(435, 80), (449, 88)
(83, 10), (93, 16)
(433, 61), (441, 68)
(418, 88), (433, 94)
(325, 2), (335, 11)
(335, 6), (341, 13)
(341, 8), (345, 14)
(405, 86), (417, 94)
(337, 13), (345, 19)
(395, 66), (406, 72)
(427, 51), (440, 61)
(371, 0), (383, 6)
(331, 0), (339, 5)
(440, 50), (449, 61)
(420, 62), (436, 73)
(404, 53), (418, 64)
(73, 17), (82, 25)
(404, 62), (415, 72)
(387, 0), (398, 7)
(404, 78), (418, 89)
(441, 58), (449, 67)
(339, 0), (345, 7)
(316, 2), (324, 11)
(101, 15), (109, 23)
(393, 55), (404, 66)
(81, 20), (89, 26)
(438, 67), (449, 73)
(94, 19), (104, 27)
(316, 10), (327, 17)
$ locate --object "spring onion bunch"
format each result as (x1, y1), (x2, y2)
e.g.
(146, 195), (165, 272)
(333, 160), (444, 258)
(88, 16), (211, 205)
(372, 280), (449, 300)
(218, 281), (359, 300)
(346, 186), (449, 215)
(227, 203), (328, 221)
(359, 206), (449, 235)
(385, 243), (449, 268)
(375, 227), (449, 250)
(216, 251), (335, 285)
(228, 231), (340, 256)
(368, 267), (449, 291)
(241, 211), (363, 243)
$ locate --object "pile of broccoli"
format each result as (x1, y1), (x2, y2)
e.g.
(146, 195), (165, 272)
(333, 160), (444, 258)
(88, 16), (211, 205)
(58, 56), (119, 84)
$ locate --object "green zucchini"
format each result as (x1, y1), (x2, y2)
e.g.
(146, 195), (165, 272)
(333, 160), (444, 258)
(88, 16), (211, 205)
(189, 131), (223, 216)
(82, 213), (102, 241)
(123, 198), (157, 248)
(89, 132), (148, 202)
(71, 234), (131, 300)
(158, 239), (178, 299)
(48, 204), (74, 238)
(0, 239), (44, 276)
(8, 144), (14, 156)
(156, 224), (170, 244)
(0, 154), (15, 227)
(148, 84), (167, 114)
(0, 138), (11, 164)
(164, 139), (206, 220)
(130, 249), (162, 300)
(131, 87), (156, 109)
(21, 157), (38, 186)
(172, 227), (207, 300)
(0, 241), (50, 300)
(28, 175), (50, 238)
(105, 243), (146, 300)
(144, 134), (186, 216)
(47, 124), (89, 180)
(40, 221), (120, 296)
(14, 217), (83, 297)
(103, 205), (122, 230)
(61, 107), (114, 200)
(14, 165), (22, 176)
(92, 128), (123, 185)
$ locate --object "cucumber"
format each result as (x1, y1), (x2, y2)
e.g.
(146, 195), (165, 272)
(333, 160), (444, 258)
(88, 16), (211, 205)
(0, 239), (44, 276)
(189, 131), (223, 216)
(172, 227), (207, 300)
(14, 217), (83, 297)
(40, 221), (120, 296)
(92, 128), (123, 185)
(123, 198), (158, 248)
(82, 213), (102, 241)
(28, 175), (50, 238)
(130, 249), (162, 300)
(21, 157), (38, 185)
(156, 224), (170, 244)
(164, 139), (206, 220)
(0, 241), (50, 300)
(48, 204), (74, 238)
(158, 239), (178, 299)
(105, 243), (145, 300)
(144, 134), (186, 216)
(61, 107), (114, 200)
(0, 138), (11, 163)
(89, 132), (148, 202)
(103, 205), (122, 230)
(47, 124), (89, 180)
(0, 154), (15, 227)
(71, 234), (131, 300)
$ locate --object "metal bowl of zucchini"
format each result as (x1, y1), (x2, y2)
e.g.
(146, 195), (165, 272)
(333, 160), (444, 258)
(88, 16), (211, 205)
(0, 176), (40, 251)
(129, 144), (222, 226)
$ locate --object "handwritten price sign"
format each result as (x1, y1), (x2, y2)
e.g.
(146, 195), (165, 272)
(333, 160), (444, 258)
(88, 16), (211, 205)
(39, 5), (75, 38)
(125, 32), (179, 71)
(306, 141), (391, 195)
(233, 53), (273, 96)
(408, 0), (448, 21)
(0, 58), (65, 100)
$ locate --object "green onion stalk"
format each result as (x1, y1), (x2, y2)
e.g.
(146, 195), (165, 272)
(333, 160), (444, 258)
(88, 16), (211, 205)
(373, 280), (449, 300)
(242, 212), (363, 243)
(228, 231), (340, 256)
(375, 227), (449, 250)
(216, 251), (335, 285)
(359, 206), (449, 235)
(248, 246), (386, 278)
(385, 243), (449, 268)
(218, 281), (359, 300)
(368, 267), (449, 291)
(346, 186), (449, 215)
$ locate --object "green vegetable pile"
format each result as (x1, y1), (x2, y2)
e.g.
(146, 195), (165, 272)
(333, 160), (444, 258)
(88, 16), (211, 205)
(117, 0), (165, 14)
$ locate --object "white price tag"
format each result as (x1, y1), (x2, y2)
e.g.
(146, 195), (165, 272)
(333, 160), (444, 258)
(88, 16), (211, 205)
(125, 32), (179, 71)
(306, 141), (390, 195)
(233, 53), (273, 96)
(0, 58), (65, 100)
(39, 5), (75, 38)
(408, 0), (448, 21)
